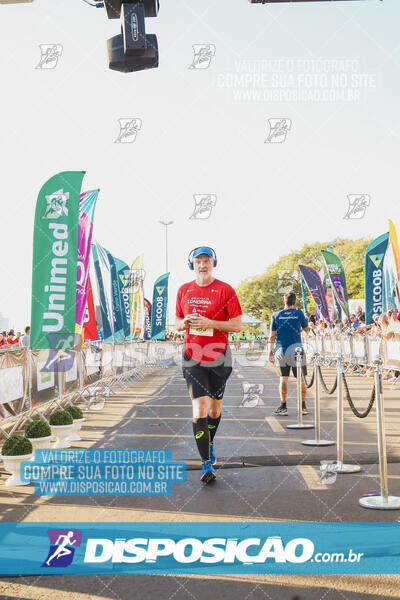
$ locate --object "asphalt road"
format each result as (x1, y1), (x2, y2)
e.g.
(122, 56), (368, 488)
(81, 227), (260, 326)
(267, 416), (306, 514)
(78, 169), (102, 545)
(1, 354), (400, 599)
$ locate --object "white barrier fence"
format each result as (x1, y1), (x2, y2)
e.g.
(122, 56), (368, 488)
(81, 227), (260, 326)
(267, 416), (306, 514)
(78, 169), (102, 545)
(303, 332), (400, 371)
(0, 341), (179, 439)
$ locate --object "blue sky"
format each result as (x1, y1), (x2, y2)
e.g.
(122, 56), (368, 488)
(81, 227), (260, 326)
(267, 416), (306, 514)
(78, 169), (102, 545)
(0, 0), (399, 326)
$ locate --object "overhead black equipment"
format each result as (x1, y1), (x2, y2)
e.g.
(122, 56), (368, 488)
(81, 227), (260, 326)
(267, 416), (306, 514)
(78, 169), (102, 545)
(105, 1), (159, 73)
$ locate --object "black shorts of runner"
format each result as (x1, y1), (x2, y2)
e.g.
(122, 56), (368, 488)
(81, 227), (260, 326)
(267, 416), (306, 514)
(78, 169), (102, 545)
(275, 352), (307, 378)
(182, 345), (233, 400)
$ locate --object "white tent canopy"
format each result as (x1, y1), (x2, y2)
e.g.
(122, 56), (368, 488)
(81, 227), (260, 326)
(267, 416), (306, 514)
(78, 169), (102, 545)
(241, 314), (263, 324)
(240, 314), (268, 337)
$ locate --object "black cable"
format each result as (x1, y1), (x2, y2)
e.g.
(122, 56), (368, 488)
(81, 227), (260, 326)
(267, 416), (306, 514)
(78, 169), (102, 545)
(342, 372), (376, 419)
(318, 366), (338, 395)
(301, 367), (315, 389)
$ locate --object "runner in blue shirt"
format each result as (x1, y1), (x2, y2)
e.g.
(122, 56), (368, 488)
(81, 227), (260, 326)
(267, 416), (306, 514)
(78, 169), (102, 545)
(268, 292), (309, 416)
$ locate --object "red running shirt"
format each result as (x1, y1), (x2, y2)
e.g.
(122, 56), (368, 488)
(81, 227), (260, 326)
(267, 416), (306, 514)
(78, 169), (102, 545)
(176, 278), (242, 362)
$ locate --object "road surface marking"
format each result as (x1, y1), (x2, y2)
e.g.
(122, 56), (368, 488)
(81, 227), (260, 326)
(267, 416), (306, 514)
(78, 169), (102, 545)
(265, 417), (285, 433)
(297, 465), (329, 490)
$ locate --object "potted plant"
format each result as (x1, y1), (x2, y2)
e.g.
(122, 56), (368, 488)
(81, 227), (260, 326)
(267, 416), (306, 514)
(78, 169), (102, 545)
(65, 405), (85, 442)
(49, 409), (73, 449)
(1, 434), (33, 486)
(25, 419), (52, 453)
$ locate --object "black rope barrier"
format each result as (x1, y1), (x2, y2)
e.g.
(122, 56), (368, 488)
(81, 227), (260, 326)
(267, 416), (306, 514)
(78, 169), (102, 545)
(301, 366), (315, 389)
(342, 371), (377, 419)
(317, 366), (338, 395)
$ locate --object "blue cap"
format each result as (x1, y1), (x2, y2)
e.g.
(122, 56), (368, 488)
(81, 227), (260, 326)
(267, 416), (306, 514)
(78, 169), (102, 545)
(192, 246), (213, 259)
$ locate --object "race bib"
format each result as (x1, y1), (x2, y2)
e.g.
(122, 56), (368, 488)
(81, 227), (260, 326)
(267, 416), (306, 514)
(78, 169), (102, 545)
(189, 327), (214, 336)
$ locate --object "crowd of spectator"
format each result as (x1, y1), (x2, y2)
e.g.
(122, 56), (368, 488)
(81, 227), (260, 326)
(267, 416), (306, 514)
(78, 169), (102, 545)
(0, 327), (30, 348)
(307, 309), (400, 340)
(165, 330), (268, 346)
(165, 331), (185, 342)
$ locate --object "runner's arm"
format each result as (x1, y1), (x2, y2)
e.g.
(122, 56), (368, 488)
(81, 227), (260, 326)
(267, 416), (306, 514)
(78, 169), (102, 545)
(189, 314), (242, 333)
(175, 315), (192, 332)
(211, 315), (242, 333)
(268, 331), (276, 362)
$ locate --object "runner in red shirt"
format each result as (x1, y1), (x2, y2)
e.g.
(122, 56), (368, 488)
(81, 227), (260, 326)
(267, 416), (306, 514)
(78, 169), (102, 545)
(176, 246), (242, 484)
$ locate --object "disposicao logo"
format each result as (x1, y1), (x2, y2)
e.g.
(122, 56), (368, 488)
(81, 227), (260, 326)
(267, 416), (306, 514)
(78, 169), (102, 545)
(83, 536), (314, 564)
(42, 529), (82, 568)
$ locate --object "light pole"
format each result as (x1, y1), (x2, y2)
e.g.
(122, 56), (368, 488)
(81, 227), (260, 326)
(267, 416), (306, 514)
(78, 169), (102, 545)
(159, 220), (173, 273)
(159, 220), (173, 334)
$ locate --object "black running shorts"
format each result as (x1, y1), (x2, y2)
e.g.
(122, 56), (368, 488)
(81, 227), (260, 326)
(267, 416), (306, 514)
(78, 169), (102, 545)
(182, 346), (233, 400)
(275, 352), (307, 378)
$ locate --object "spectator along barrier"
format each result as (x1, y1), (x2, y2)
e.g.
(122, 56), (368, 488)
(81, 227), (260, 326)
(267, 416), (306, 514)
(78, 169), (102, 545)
(0, 341), (179, 442)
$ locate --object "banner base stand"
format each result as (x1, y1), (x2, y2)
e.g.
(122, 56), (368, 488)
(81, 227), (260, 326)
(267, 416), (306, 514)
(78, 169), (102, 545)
(359, 495), (400, 510)
(302, 439), (335, 446)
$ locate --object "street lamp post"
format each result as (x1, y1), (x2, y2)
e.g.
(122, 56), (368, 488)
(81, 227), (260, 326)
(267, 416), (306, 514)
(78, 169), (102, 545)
(159, 220), (173, 273)
(159, 220), (173, 334)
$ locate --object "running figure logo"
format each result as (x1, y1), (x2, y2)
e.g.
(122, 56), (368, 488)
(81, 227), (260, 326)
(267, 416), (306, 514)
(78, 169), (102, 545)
(42, 333), (76, 374)
(189, 195), (217, 220)
(119, 268), (146, 293)
(241, 383), (264, 407)
(276, 269), (298, 294)
(36, 45), (63, 69)
(343, 195), (371, 220)
(42, 190), (69, 219)
(319, 460), (339, 485)
(42, 529), (82, 568)
(114, 118), (142, 143)
(189, 44), (216, 70)
(265, 119), (292, 144)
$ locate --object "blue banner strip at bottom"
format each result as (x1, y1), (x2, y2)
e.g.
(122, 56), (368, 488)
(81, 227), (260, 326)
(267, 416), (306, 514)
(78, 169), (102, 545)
(0, 522), (400, 575)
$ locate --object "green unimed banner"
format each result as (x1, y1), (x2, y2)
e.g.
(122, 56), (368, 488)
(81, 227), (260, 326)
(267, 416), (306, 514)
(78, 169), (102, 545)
(30, 171), (85, 349)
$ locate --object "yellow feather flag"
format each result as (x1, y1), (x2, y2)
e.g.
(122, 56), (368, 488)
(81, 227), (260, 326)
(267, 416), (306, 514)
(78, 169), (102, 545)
(389, 220), (400, 282)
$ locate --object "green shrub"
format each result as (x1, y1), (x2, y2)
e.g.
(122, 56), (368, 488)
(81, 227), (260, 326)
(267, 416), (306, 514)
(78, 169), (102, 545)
(1, 434), (33, 456)
(25, 419), (52, 439)
(65, 405), (83, 420)
(49, 409), (73, 426)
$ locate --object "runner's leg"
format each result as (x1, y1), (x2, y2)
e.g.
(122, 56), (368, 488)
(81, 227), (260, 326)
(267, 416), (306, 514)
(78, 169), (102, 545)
(207, 399), (222, 464)
(192, 396), (211, 461)
(182, 353), (211, 461)
(279, 376), (288, 404)
(207, 399), (222, 444)
(292, 364), (308, 412)
(274, 354), (290, 414)
(301, 378), (306, 403)
(206, 350), (232, 463)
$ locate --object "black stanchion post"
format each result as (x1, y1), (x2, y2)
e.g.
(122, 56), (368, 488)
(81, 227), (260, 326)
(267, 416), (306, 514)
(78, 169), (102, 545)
(287, 348), (314, 430)
(359, 355), (400, 509)
(303, 352), (335, 447)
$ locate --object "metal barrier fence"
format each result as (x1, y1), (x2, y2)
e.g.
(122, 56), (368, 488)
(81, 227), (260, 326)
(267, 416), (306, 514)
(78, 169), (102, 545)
(0, 341), (179, 440)
(303, 332), (400, 371)
(229, 340), (267, 352)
